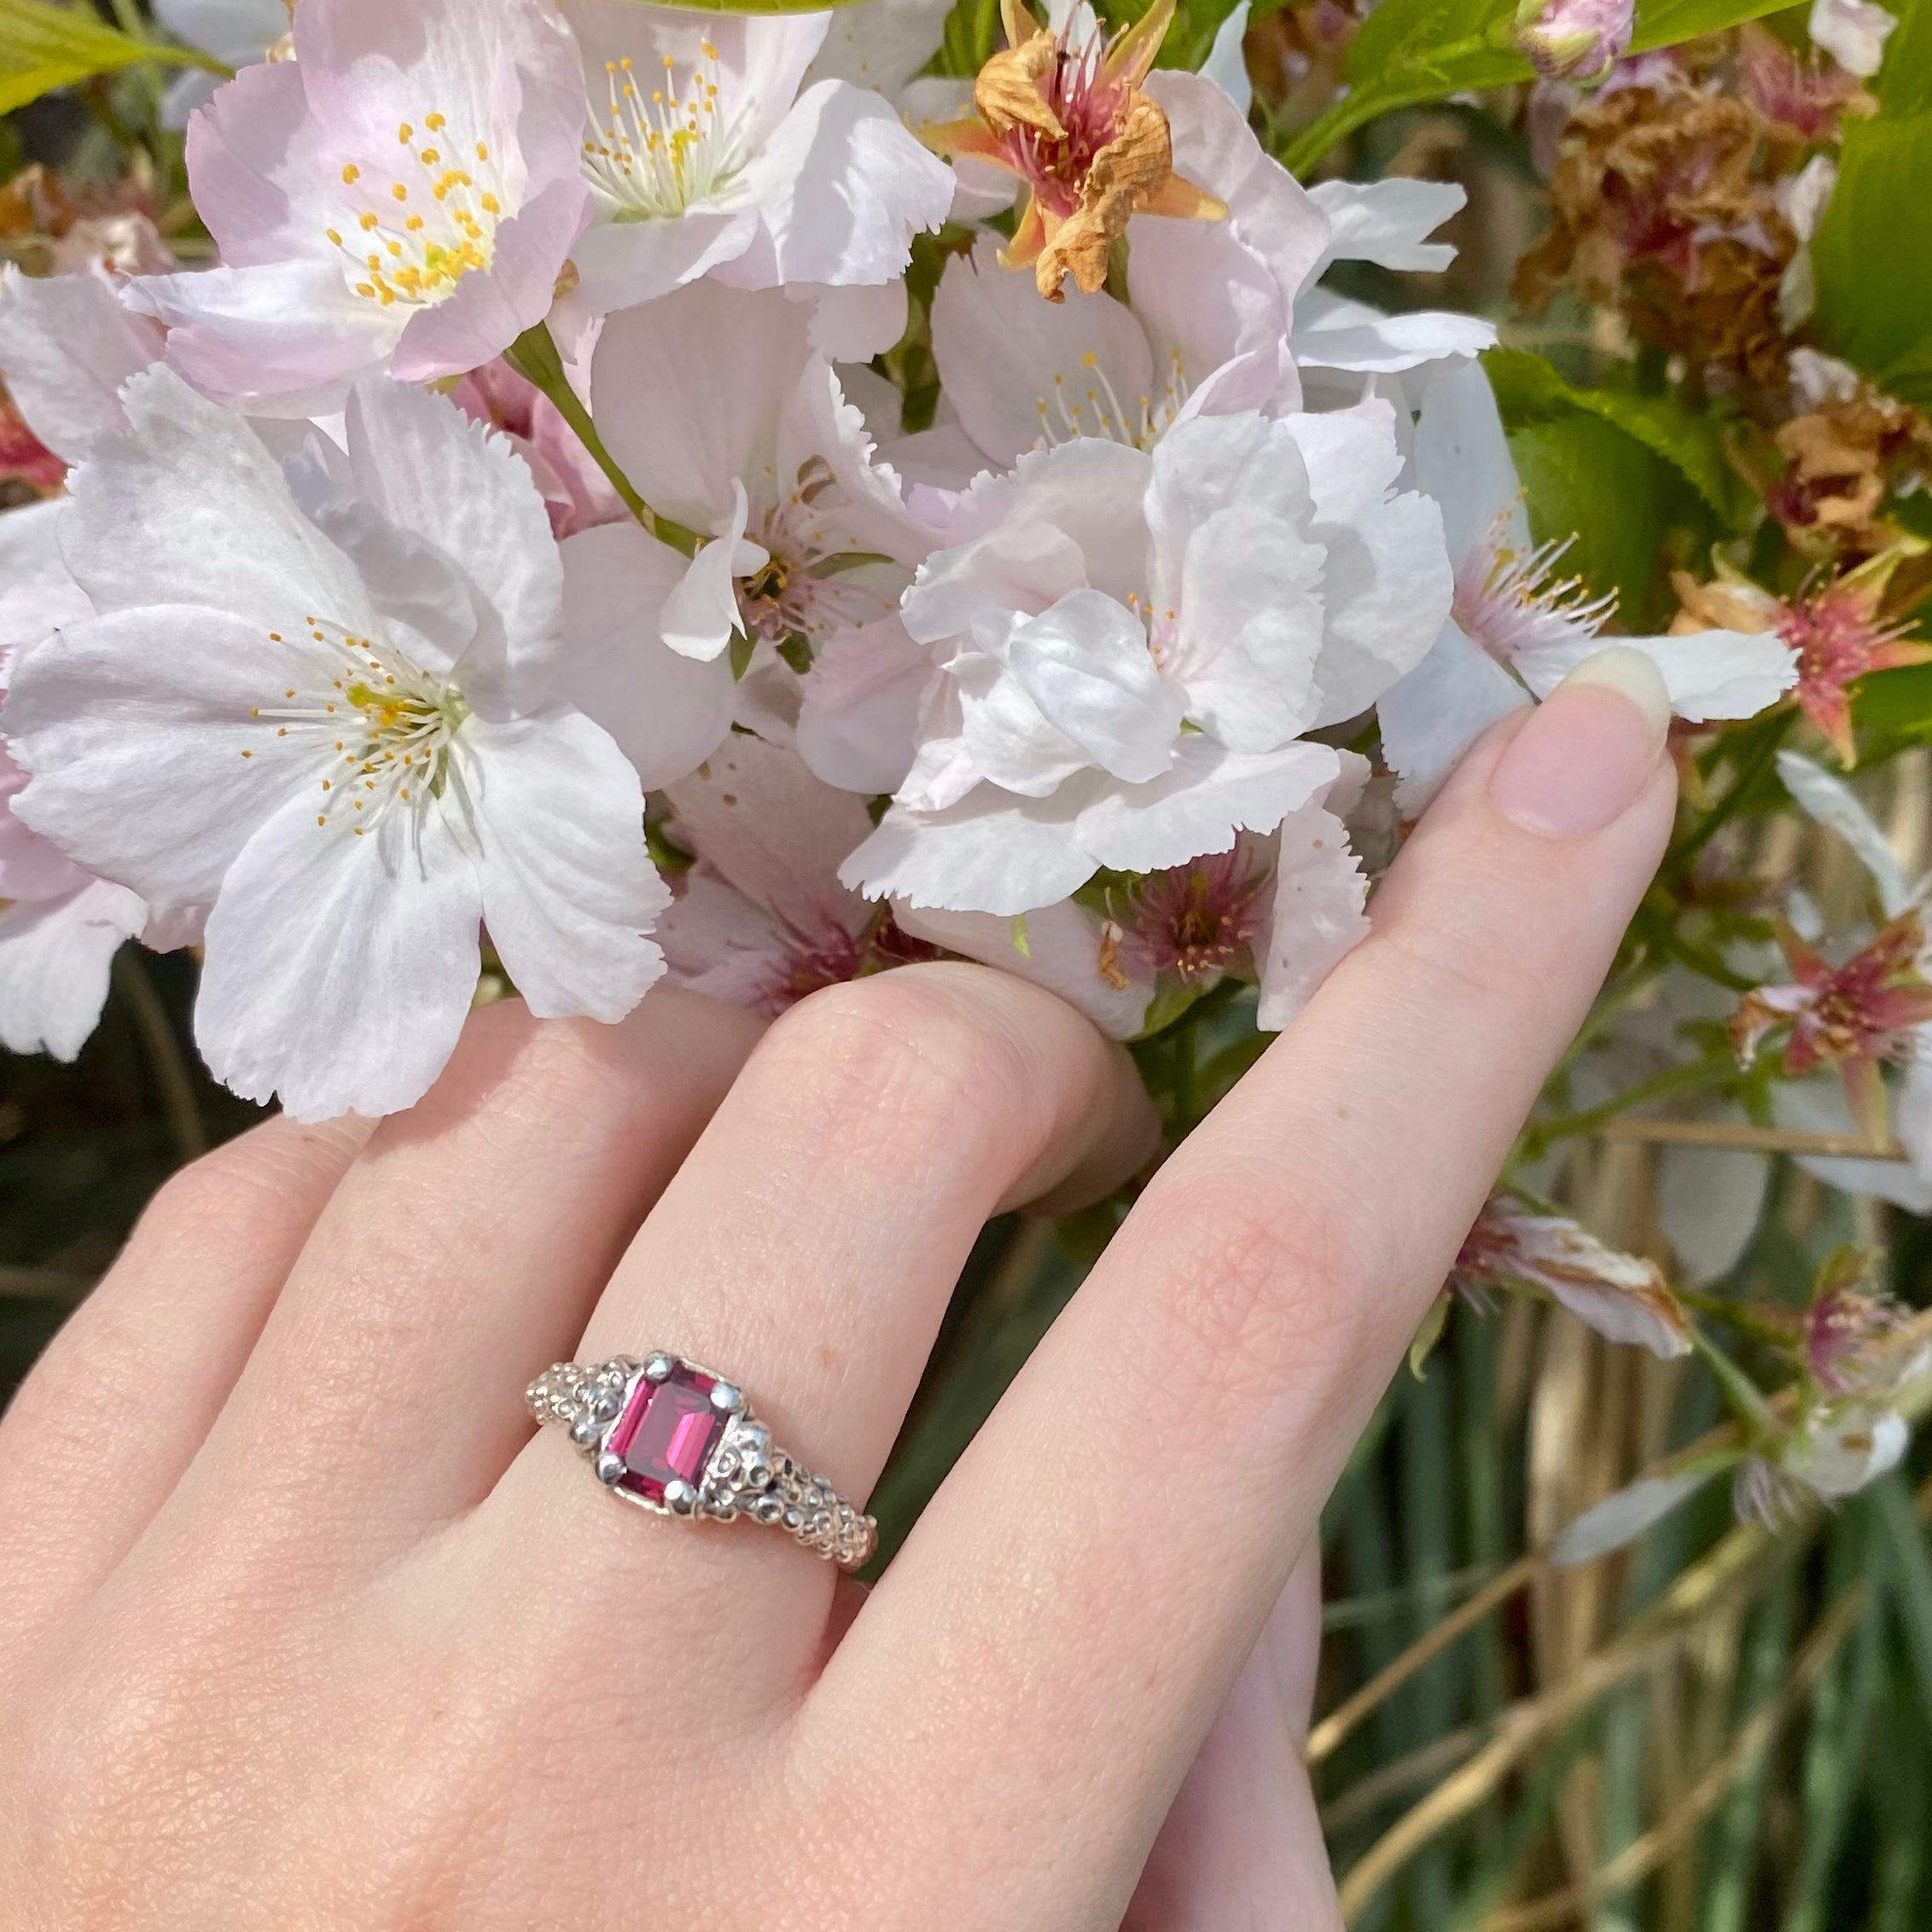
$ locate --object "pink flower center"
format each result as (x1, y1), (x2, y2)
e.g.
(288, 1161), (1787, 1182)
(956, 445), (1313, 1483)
(1120, 849), (1268, 980)
(1453, 517), (1616, 666)
(1001, 30), (1135, 218)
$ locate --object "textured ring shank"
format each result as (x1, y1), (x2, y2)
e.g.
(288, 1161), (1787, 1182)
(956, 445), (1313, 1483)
(528, 1358), (877, 1569)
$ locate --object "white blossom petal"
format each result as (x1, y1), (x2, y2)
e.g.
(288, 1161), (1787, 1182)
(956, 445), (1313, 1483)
(464, 711), (666, 1021)
(0, 265), (163, 463)
(0, 879), (144, 1061)
(195, 787), (481, 1120)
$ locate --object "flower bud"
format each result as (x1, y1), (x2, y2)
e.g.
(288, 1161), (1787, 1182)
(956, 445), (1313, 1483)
(1513, 0), (1634, 83)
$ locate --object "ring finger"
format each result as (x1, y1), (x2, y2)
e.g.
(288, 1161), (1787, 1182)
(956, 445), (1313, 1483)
(482, 961), (1154, 1706)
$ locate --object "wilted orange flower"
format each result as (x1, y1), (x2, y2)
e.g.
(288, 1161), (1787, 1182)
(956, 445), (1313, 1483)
(918, 0), (1225, 301)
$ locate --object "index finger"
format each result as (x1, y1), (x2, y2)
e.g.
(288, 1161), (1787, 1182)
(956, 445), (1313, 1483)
(799, 654), (1679, 1924)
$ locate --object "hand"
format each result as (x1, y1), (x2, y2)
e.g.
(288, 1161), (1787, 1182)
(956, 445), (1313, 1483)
(0, 664), (1674, 1929)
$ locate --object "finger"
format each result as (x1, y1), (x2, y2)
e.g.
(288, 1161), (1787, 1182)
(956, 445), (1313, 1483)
(164, 992), (765, 1569)
(810, 653), (1678, 1922)
(0, 1113), (370, 1656)
(481, 963), (1150, 1700)
(1124, 1549), (1338, 1932)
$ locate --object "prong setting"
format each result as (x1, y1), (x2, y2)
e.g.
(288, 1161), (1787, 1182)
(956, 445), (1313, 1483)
(708, 1381), (743, 1414)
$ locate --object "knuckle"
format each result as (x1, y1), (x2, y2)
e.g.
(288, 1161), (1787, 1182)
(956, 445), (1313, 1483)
(1130, 1170), (1377, 1402)
(758, 969), (1040, 1157)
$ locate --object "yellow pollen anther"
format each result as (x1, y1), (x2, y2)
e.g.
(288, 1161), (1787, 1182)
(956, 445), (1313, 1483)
(392, 183), (409, 201)
(426, 113), (445, 131)
(359, 212), (379, 230)
(326, 228), (342, 245)
(421, 148), (439, 165)
(241, 748), (253, 759)
(342, 164), (360, 183)
(399, 122), (413, 142)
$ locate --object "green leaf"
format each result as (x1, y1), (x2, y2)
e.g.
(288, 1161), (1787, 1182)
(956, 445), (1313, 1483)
(934, 0), (1002, 77)
(1484, 348), (1756, 530)
(0, 0), (207, 113)
(1877, 0), (1932, 113)
(1871, 1474), (1932, 1737)
(1508, 411), (1710, 626)
(1812, 112), (1932, 410)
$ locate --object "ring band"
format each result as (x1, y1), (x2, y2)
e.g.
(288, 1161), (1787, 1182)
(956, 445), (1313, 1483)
(527, 1353), (877, 1569)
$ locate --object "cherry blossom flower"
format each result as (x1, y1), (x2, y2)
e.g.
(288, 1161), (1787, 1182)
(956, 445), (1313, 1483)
(1673, 550), (1931, 765)
(1450, 1195), (1693, 1357)
(915, 226), (1289, 478)
(656, 731), (924, 1014)
(125, 0), (593, 414)
(1379, 361), (1795, 811)
(841, 404), (1448, 922)
(565, 281), (933, 794)
(1724, 752), (1932, 1190)
(561, 1), (953, 317)
(920, 0), (1226, 300)
(3, 368), (666, 1120)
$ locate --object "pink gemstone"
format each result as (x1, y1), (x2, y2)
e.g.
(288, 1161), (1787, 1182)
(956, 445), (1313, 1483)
(608, 1365), (724, 1504)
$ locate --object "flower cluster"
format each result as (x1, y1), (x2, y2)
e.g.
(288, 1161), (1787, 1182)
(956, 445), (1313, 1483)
(0, 0), (1802, 1123)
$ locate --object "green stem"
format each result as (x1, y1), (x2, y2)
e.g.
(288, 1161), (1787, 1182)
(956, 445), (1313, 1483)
(1520, 1049), (1738, 1157)
(1666, 711), (1794, 880)
(505, 322), (701, 556)
(1693, 1328), (1779, 1439)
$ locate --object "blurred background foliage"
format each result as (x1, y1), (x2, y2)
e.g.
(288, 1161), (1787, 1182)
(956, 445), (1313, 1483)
(4, 0), (1932, 1925)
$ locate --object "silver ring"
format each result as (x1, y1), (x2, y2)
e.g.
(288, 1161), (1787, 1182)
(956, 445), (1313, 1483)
(527, 1353), (877, 1570)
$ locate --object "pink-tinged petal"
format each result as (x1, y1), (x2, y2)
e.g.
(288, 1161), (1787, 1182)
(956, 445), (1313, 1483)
(195, 784), (481, 1121)
(4, 605), (332, 909)
(894, 898), (1156, 1039)
(1143, 69), (1329, 310)
(666, 730), (873, 930)
(182, 57), (333, 268)
(662, 482), (756, 663)
(658, 871), (795, 1010)
(1414, 359), (1531, 573)
(0, 265), (164, 463)
(564, 209), (762, 335)
(593, 283), (814, 532)
(390, 177), (591, 384)
(1172, 503), (1324, 751)
(57, 367), (375, 637)
(1125, 217), (1289, 416)
(1290, 306), (1498, 375)
(841, 780), (1101, 915)
(560, 521), (736, 787)
(931, 234), (1155, 468)
(793, 279), (908, 362)
(796, 619), (930, 794)
(463, 710), (666, 1023)
(1254, 796), (1368, 1029)
(0, 736), (91, 899)
(1074, 737), (1341, 879)
(0, 878), (145, 1061)
(1306, 179), (1467, 275)
(719, 80), (956, 292)
(126, 261), (399, 417)
(339, 380), (562, 711)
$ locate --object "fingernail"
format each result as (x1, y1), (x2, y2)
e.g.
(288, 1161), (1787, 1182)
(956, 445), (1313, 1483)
(1488, 647), (1671, 839)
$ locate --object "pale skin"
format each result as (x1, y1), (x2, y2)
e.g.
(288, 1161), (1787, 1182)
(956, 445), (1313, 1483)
(0, 660), (1676, 1929)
